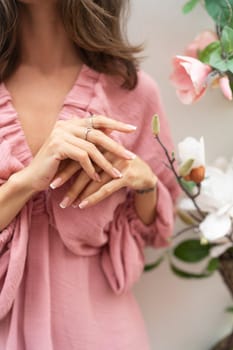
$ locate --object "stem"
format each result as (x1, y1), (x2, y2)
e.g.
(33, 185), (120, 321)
(173, 225), (199, 238)
(155, 135), (205, 219)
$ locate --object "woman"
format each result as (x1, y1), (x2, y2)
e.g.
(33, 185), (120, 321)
(0, 0), (179, 349)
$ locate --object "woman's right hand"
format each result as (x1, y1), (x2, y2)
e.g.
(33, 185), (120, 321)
(23, 115), (137, 192)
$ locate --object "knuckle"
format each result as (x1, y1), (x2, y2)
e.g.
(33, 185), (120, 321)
(93, 129), (102, 138)
(79, 151), (88, 163)
(48, 135), (61, 151)
(102, 187), (111, 196)
(55, 120), (66, 129)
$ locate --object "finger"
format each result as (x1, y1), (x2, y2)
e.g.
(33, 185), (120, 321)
(87, 129), (136, 160)
(65, 134), (123, 179)
(63, 124), (136, 161)
(56, 142), (98, 181)
(74, 172), (110, 204)
(78, 178), (125, 209)
(50, 161), (82, 189)
(90, 115), (137, 133)
(59, 171), (92, 209)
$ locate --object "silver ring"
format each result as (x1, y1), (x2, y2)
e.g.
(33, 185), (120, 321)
(84, 127), (92, 141)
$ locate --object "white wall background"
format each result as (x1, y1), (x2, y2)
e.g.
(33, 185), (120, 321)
(128, 1), (233, 349)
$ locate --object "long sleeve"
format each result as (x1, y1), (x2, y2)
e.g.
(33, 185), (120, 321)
(101, 72), (180, 294)
(0, 139), (31, 319)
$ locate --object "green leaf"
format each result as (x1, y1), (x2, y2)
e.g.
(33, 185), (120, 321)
(174, 239), (211, 263)
(180, 178), (196, 193)
(226, 57), (233, 73)
(209, 48), (228, 72)
(144, 256), (164, 272)
(170, 262), (212, 279)
(198, 41), (221, 63)
(205, 0), (233, 28)
(206, 258), (220, 272)
(221, 26), (233, 54)
(226, 306), (233, 313)
(182, 0), (199, 14)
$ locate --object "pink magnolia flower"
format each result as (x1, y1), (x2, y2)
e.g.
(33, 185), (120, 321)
(185, 30), (218, 58)
(170, 55), (212, 104)
(219, 76), (233, 101)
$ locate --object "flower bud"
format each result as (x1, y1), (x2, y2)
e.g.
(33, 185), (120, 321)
(152, 114), (160, 136)
(179, 158), (194, 177)
(185, 166), (205, 184)
(200, 236), (209, 245)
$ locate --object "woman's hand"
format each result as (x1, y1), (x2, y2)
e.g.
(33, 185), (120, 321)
(52, 152), (157, 209)
(23, 116), (137, 192)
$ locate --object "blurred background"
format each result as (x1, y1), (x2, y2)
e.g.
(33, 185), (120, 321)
(128, 1), (233, 349)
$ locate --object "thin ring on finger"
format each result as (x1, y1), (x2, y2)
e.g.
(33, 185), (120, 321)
(84, 127), (92, 141)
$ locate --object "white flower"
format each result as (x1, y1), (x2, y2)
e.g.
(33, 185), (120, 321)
(199, 213), (232, 241)
(210, 242), (233, 258)
(178, 136), (205, 170)
(179, 163), (233, 242)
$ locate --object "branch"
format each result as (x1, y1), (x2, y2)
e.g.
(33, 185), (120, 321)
(155, 135), (205, 219)
(173, 224), (199, 239)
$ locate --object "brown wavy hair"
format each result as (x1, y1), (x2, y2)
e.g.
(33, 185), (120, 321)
(0, 0), (142, 89)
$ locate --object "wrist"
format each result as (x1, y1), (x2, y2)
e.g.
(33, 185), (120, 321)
(9, 168), (39, 197)
(136, 173), (157, 192)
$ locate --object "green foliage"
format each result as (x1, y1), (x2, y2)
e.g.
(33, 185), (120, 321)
(144, 256), (164, 272)
(174, 239), (211, 263)
(198, 38), (233, 73)
(226, 305), (233, 313)
(182, 0), (200, 14)
(198, 41), (221, 63)
(205, 0), (233, 28)
(206, 257), (220, 272)
(170, 262), (212, 279)
(221, 26), (233, 53)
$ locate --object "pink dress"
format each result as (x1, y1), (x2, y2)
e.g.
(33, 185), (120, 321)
(0, 65), (179, 350)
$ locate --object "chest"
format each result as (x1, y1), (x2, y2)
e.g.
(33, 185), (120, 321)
(5, 68), (80, 156)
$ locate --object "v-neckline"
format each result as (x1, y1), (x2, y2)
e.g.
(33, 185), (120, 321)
(0, 63), (90, 160)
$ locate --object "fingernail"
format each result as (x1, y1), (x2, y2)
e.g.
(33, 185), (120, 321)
(126, 124), (137, 130)
(112, 167), (123, 178)
(50, 177), (62, 189)
(94, 172), (101, 182)
(124, 150), (136, 160)
(72, 202), (79, 208)
(79, 200), (88, 209)
(59, 196), (71, 209)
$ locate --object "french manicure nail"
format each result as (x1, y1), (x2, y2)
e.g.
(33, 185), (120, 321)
(50, 177), (62, 189)
(72, 202), (79, 208)
(112, 167), (123, 178)
(126, 124), (137, 130)
(79, 200), (88, 209)
(124, 150), (136, 160)
(59, 196), (70, 209)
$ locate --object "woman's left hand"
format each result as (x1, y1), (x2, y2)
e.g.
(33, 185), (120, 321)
(53, 153), (157, 209)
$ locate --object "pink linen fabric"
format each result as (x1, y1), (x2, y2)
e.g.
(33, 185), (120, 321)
(0, 65), (180, 350)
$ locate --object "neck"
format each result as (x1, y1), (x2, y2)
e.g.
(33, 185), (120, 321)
(18, 3), (81, 72)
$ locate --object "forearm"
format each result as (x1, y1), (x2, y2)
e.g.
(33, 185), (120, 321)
(0, 169), (37, 231)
